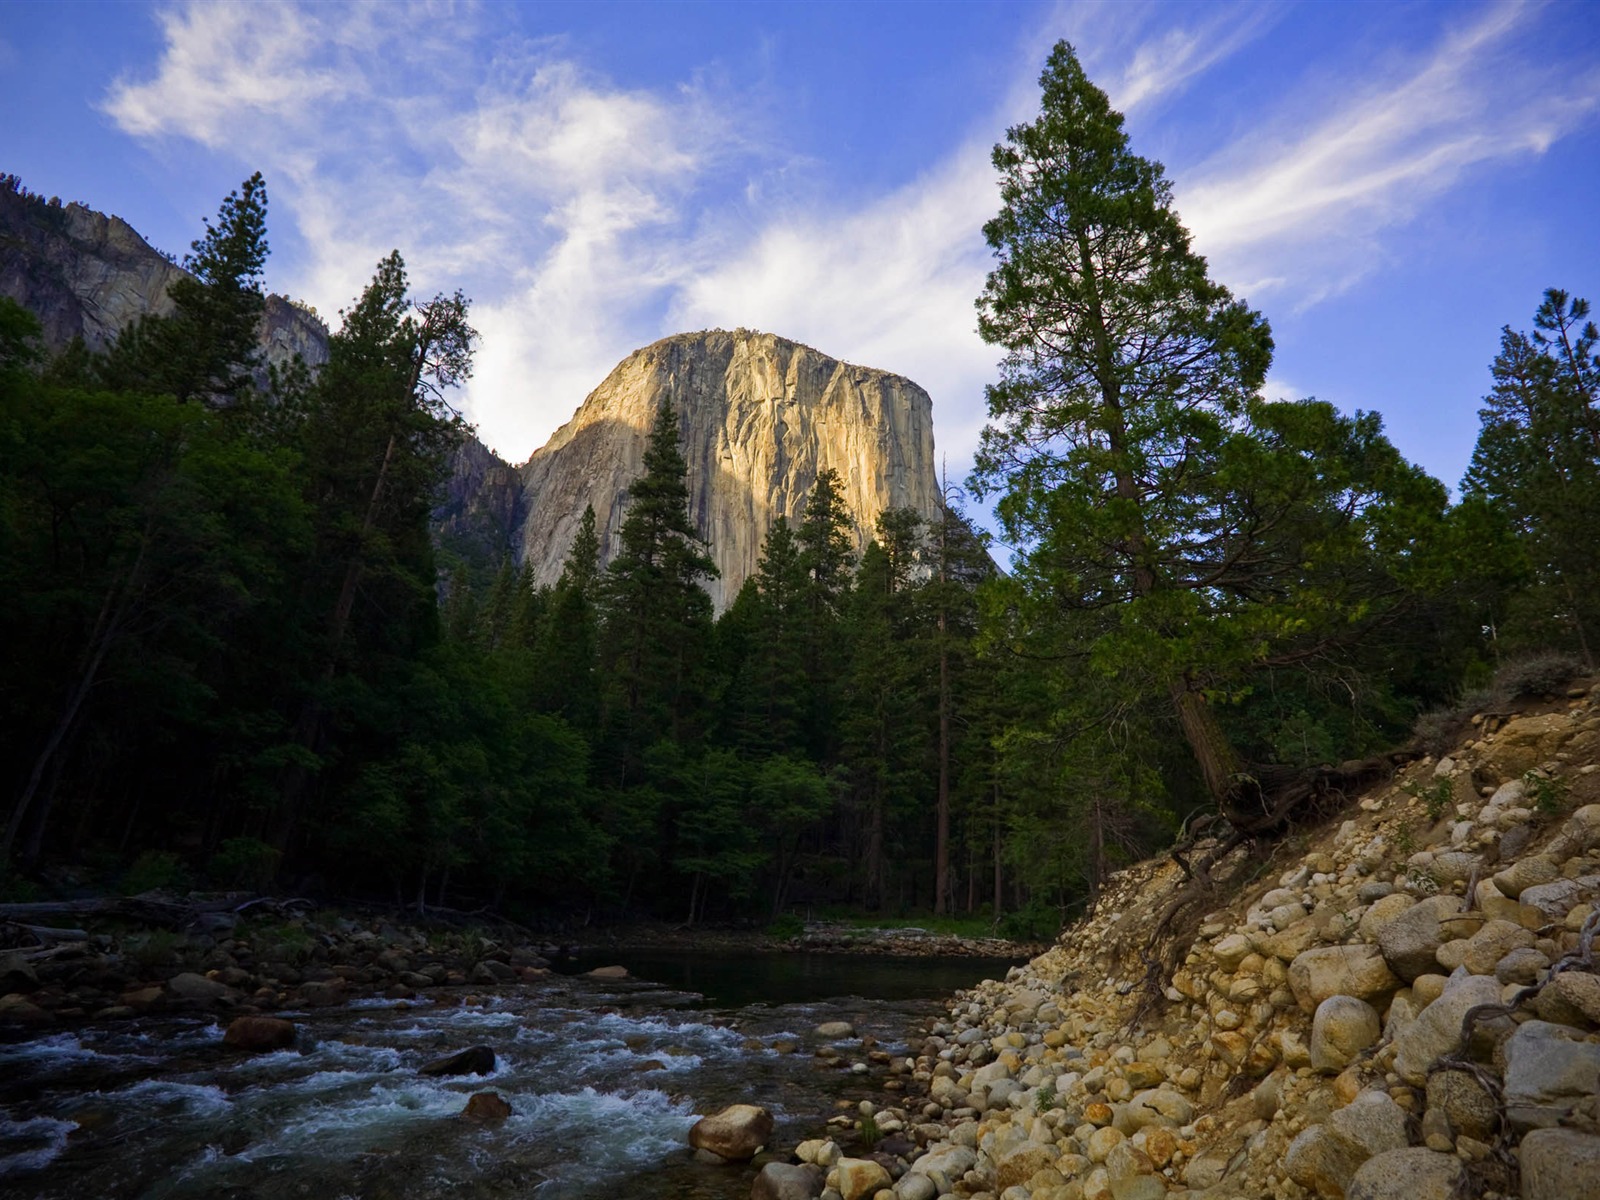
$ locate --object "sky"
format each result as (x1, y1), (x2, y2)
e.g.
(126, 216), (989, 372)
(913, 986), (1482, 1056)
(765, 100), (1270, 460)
(3, 0), (1598, 504)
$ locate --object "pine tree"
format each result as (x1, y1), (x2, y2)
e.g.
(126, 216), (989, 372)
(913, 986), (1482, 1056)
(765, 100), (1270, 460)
(1463, 289), (1600, 663)
(972, 41), (1448, 832)
(598, 402), (718, 782)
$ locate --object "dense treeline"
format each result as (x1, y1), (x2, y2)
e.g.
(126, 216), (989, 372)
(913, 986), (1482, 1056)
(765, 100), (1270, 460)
(2, 45), (1595, 934)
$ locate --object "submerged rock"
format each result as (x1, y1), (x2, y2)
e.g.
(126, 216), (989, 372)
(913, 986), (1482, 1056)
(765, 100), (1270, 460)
(460, 1091), (512, 1122)
(419, 1045), (496, 1077)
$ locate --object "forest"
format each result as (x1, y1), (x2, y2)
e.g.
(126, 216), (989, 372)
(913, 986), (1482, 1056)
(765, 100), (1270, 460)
(1, 43), (1595, 937)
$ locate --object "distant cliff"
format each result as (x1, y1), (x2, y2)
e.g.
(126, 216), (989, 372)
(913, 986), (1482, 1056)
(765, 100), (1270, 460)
(0, 179), (328, 368)
(509, 329), (943, 611)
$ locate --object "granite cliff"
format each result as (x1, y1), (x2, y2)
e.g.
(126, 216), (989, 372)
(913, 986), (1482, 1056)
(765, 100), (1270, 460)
(0, 180), (328, 369)
(508, 329), (943, 611)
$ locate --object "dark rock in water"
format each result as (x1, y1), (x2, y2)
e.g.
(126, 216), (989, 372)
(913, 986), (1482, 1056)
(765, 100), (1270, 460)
(420, 1045), (496, 1077)
(752, 1161), (825, 1200)
(460, 1092), (512, 1122)
(223, 1016), (297, 1051)
(688, 1103), (773, 1161)
(0, 993), (52, 1025)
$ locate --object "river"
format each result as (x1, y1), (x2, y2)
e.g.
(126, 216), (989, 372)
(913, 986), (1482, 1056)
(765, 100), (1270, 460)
(0, 950), (1022, 1200)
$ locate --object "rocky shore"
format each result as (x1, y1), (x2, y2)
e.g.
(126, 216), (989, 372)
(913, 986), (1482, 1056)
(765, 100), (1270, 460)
(757, 682), (1600, 1200)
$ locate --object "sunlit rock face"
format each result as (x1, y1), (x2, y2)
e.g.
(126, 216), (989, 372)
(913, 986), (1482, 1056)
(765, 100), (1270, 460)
(0, 186), (328, 367)
(511, 329), (943, 611)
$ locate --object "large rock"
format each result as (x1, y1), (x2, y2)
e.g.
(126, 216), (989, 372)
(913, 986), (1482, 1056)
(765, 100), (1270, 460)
(460, 1092), (512, 1122)
(165, 972), (238, 1003)
(511, 330), (943, 612)
(0, 186), (328, 364)
(1392, 972), (1503, 1084)
(223, 1016), (296, 1051)
(1520, 876), (1600, 923)
(1345, 1147), (1464, 1200)
(688, 1104), (773, 1161)
(832, 1157), (891, 1200)
(419, 1045), (496, 1077)
(1519, 1128), (1600, 1200)
(1311, 996), (1382, 1072)
(1290, 946), (1401, 1012)
(1377, 895), (1465, 982)
(752, 1162), (825, 1200)
(1424, 1069), (1496, 1141)
(1502, 1019), (1600, 1130)
(1493, 856), (1559, 898)
(902, 1142), (975, 1194)
(1284, 1092), (1406, 1199)
(1534, 969), (1600, 1026)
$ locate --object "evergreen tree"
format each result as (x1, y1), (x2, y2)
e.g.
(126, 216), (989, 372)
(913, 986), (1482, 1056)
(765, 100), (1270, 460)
(105, 173), (270, 405)
(971, 41), (1448, 831)
(1463, 289), (1600, 663)
(598, 402), (718, 782)
(795, 468), (856, 762)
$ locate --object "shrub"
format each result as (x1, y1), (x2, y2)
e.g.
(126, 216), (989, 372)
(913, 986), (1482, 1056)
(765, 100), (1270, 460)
(1495, 652), (1586, 699)
(122, 850), (191, 896)
(208, 837), (281, 891)
(765, 913), (804, 941)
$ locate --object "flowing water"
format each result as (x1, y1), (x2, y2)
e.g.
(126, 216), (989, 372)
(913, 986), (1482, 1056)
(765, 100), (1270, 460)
(0, 951), (1020, 1200)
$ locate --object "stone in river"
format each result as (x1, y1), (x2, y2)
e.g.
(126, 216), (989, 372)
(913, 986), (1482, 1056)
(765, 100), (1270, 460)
(751, 1161), (825, 1200)
(223, 1015), (296, 1051)
(460, 1091), (512, 1122)
(419, 1045), (496, 1076)
(585, 965), (629, 978)
(815, 1020), (855, 1038)
(688, 1103), (773, 1161)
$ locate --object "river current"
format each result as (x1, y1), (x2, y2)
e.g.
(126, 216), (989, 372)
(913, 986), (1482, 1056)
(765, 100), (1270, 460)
(0, 951), (1019, 1200)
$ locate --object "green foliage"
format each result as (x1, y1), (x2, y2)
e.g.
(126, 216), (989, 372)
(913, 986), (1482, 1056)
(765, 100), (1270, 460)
(122, 851), (192, 895)
(208, 837), (281, 890)
(1423, 780), (1453, 823)
(1463, 289), (1600, 661)
(1035, 1078), (1059, 1114)
(765, 913), (804, 940)
(1524, 770), (1572, 816)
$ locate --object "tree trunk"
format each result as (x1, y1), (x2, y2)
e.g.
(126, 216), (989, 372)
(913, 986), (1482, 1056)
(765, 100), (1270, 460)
(935, 505), (951, 915)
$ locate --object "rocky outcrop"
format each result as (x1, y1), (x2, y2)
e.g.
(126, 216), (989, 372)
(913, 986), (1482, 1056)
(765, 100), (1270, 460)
(433, 433), (525, 572)
(806, 681), (1600, 1200)
(0, 180), (327, 369)
(511, 329), (942, 611)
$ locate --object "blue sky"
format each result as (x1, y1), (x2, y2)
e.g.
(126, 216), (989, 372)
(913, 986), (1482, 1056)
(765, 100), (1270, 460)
(3, 0), (1597, 501)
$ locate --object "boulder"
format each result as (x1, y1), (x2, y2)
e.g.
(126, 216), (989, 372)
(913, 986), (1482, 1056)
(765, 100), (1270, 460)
(1424, 1069), (1496, 1142)
(0, 992), (52, 1025)
(753, 1162), (825, 1200)
(585, 965), (629, 978)
(1377, 895), (1463, 981)
(461, 1091), (512, 1122)
(1328, 1090), (1408, 1158)
(1284, 1125), (1370, 1198)
(832, 1157), (891, 1200)
(222, 1015), (296, 1051)
(688, 1104), (773, 1161)
(1290, 945), (1401, 1012)
(1519, 1128), (1600, 1200)
(814, 1020), (855, 1038)
(165, 972), (237, 1003)
(1459, 919), (1535, 975)
(1519, 877), (1598, 923)
(1534, 969), (1600, 1026)
(1546, 804), (1600, 859)
(1492, 856), (1559, 898)
(892, 1175), (936, 1200)
(420, 1045), (496, 1077)
(1310, 995), (1381, 1073)
(1345, 1147), (1463, 1200)
(1502, 1019), (1600, 1130)
(1358, 893), (1416, 943)
(902, 1142), (975, 1194)
(1392, 972), (1503, 1084)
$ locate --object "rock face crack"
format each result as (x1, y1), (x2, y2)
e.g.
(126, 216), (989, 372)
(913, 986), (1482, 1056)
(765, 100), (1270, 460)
(511, 328), (942, 611)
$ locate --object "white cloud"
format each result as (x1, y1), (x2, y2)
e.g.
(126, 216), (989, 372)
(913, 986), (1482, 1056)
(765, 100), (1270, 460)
(1176, 1), (1600, 304)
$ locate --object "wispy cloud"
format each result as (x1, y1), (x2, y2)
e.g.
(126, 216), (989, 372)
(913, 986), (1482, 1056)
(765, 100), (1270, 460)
(1176, 1), (1600, 305)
